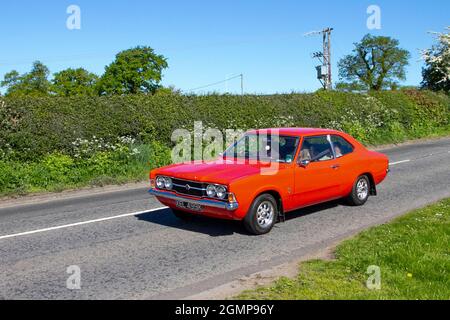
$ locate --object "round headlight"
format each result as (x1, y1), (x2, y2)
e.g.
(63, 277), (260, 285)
(164, 177), (173, 190)
(206, 184), (216, 198)
(156, 176), (166, 189)
(215, 186), (227, 199)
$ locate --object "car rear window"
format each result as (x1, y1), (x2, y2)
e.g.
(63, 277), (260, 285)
(331, 135), (354, 157)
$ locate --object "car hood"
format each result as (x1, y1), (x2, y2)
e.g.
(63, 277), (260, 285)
(155, 160), (286, 184)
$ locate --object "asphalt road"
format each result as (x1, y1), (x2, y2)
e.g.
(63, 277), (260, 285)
(0, 138), (449, 299)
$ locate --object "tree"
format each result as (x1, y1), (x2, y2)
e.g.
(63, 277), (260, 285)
(154, 85), (182, 95)
(52, 68), (99, 96)
(1, 61), (51, 96)
(337, 34), (410, 91)
(1, 71), (21, 93)
(98, 46), (168, 95)
(335, 81), (367, 92)
(421, 27), (450, 92)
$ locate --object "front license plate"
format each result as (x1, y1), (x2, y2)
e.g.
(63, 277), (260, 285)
(176, 200), (202, 212)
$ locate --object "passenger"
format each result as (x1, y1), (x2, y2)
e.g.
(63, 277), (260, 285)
(334, 143), (343, 158)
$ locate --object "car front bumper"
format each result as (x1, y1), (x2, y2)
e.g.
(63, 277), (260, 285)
(148, 189), (239, 211)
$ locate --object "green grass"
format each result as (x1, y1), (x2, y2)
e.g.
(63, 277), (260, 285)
(367, 124), (450, 146)
(237, 198), (450, 300)
(0, 142), (172, 197)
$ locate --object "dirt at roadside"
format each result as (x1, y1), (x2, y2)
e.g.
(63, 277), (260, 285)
(184, 243), (338, 300)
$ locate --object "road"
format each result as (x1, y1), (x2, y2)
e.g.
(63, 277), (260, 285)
(0, 137), (449, 299)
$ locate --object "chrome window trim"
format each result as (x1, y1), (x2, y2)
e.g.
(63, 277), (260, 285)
(297, 134), (336, 164)
(329, 134), (355, 159)
(223, 134), (301, 164)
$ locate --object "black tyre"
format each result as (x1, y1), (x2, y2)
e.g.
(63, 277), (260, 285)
(347, 175), (370, 206)
(243, 194), (278, 235)
(172, 209), (194, 221)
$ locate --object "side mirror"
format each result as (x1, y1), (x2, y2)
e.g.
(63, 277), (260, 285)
(299, 159), (310, 167)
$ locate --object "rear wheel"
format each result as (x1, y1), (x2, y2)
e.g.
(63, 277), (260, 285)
(347, 175), (370, 206)
(243, 194), (278, 235)
(172, 209), (194, 221)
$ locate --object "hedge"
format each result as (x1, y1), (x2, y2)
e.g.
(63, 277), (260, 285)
(0, 89), (449, 161)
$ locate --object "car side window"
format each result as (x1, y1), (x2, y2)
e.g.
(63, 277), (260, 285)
(331, 135), (354, 158)
(299, 135), (334, 163)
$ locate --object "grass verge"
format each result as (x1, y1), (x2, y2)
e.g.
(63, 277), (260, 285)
(0, 141), (172, 197)
(237, 198), (450, 300)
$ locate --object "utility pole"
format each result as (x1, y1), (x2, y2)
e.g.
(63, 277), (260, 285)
(323, 27), (332, 90)
(305, 27), (334, 90)
(225, 74), (244, 95)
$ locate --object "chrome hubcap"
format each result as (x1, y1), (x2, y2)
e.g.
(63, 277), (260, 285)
(256, 201), (275, 228)
(356, 179), (369, 200)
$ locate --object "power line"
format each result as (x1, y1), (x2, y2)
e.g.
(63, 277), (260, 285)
(186, 74), (244, 93)
(0, 32), (304, 68)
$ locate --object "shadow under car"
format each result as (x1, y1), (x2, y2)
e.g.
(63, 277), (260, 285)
(136, 198), (345, 236)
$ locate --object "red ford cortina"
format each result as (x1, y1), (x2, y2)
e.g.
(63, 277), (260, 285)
(149, 128), (389, 235)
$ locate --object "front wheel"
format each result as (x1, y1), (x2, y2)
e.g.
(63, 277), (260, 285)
(347, 175), (370, 206)
(243, 194), (278, 235)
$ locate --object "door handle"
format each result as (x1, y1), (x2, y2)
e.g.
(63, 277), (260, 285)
(330, 164), (340, 170)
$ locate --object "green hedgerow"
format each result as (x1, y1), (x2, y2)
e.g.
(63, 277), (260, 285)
(0, 90), (448, 161)
(0, 90), (448, 195)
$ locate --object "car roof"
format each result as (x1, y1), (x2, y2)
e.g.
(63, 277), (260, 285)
(247, 128), (342, 137)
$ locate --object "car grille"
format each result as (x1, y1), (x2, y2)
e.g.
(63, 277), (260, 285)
(171, 178), (205, 197)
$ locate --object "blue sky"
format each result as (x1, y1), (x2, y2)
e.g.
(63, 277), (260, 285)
(0, 0), (448, 94)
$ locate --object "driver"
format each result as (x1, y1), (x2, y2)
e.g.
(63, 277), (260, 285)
(300, 141), (313, 161)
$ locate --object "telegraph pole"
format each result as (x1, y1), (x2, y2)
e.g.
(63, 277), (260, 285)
(323, 27), (333, 90)
(305, 27), (334, 90)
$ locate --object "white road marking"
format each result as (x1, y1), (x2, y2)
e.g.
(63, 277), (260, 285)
(389, 159), (411, 166)
(0, 206), (168, 241)
(1, 152), (444, 241)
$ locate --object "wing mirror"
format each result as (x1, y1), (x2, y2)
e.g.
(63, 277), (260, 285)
(299, 159), (310, 167)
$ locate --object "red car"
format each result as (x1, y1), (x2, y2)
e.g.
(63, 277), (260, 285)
(149, 128), (389, 235)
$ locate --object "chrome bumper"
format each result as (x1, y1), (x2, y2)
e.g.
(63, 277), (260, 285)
(148, 189), (239, 211)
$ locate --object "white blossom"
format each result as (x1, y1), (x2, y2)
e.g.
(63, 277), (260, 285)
(421, 27), (450, 84)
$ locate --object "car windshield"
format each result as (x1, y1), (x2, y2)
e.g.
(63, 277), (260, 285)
(223, 134), (299, 163)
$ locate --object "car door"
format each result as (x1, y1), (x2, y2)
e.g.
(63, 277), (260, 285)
(293, 135), (342, 208)
(330, 134), (357, 196)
